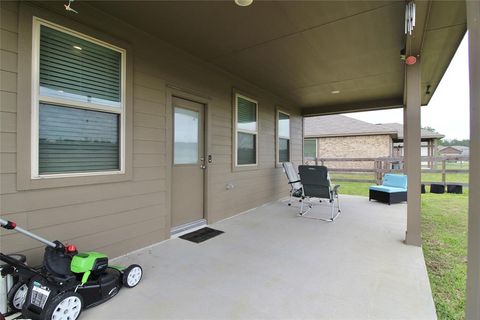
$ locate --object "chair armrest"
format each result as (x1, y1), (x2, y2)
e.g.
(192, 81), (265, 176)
(332, 185), (340, 194)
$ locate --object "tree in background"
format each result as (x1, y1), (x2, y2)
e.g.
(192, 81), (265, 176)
(420, 126), (469, 147)
(439, 139), (470, 147)
(422, 126), (438, 133)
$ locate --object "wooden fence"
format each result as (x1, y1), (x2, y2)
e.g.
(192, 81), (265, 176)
(304, 156), (469, 186)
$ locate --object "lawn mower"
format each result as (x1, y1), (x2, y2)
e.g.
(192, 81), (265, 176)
(0, 217), (143, 320)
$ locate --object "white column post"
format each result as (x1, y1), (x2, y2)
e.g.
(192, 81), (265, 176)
(404, 59), (422, 246)
(466, 1), (480, 318)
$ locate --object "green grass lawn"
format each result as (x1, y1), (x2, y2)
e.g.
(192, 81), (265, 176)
(332, 180), (468, 319)
(422, 191), (468, 319)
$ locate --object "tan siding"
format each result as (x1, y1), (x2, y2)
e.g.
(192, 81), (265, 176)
(0, 7), (18, 33)
(134, 126), (165, 142)
(1, 180), (165, 213)
(134, 112), (165, 129)
(0, 132), (16, 152)
(0, 1), (19, 14)
(0, 70), (17, 92)
(0, 50), (17, 72)
(0, 91), (16, 112)
(0, 111), (16, 132)
(0, 152), (16, 173)
(0, 173), (16, 194)
(23, 192), (165, 230)
(133, 98), (164, 116)
(0, 29), (18, 53)
(0, 2), (301, 264)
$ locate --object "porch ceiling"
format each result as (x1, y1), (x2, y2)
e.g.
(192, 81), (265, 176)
(89, 0), (466, 114)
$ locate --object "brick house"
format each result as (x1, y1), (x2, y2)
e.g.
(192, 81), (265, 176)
(304, 115), (444, 168)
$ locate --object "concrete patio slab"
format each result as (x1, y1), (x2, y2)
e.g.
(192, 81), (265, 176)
(81, 195), (436, 320)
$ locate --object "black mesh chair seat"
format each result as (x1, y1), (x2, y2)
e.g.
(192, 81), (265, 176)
(298, 165), (341, 222)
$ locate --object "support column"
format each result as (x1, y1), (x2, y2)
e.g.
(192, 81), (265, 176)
(403, 108), (408, 171)
(466, 1), (480, 318)
(404, 59), (422, 247)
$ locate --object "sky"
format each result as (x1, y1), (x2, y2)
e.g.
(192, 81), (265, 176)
(345, 35), (470, 140)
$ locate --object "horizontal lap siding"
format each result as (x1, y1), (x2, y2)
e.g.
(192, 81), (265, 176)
(0, 3), (19, 203)
(0, 1), (302, 264)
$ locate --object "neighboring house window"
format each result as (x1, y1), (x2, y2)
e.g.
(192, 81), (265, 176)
(277, 111), (290, 163)
(234, 94), (258, 166)
(32, 19), (125, 177)
(304, 139), (317, 160)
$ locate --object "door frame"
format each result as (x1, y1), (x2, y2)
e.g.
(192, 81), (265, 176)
(166, 85), (212, 234)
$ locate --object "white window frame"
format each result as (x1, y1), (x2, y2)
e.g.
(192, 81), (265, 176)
(234, 93), (258, 167)
(276, 110), (291, 165)
(31, 17), (126, 179)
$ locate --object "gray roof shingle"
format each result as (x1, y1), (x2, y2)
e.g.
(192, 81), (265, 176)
(304, 115), (444, 140)
(304, 115), (396, 137)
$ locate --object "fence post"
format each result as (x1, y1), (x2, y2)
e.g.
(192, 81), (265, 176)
(315, 157), (318, 166)
(442, 160), (446, 185)
(374, 160), (381, 184)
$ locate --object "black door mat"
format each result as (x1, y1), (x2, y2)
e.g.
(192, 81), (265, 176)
(179, 227), (224, 243)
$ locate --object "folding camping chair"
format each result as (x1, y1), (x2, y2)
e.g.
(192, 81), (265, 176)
(298, 165), (341, 222)
(282, 162), (303, 206)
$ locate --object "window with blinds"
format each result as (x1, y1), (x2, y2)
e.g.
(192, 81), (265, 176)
(235, 94), (258, 166)
(39, 104), (120, 174)
(39, 25), (121, 107)
(33, 19), (125, 177)
(278, 111), (290, 163)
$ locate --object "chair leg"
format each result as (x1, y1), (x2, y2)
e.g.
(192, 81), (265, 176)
(336, 194), (341, 213)
(330, 199), (335, 220)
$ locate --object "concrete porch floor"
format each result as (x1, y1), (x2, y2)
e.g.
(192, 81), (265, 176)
(82, 195), (436, 320)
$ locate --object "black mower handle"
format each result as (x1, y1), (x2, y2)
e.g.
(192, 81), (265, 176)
(0, 217), (58, 248)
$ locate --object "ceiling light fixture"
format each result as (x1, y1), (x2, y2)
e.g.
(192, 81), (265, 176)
(73, 45), (82, 50)
(235, 0), (253, 7)
(331, 90), (340, 94)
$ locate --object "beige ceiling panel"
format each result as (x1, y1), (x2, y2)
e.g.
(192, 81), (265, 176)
(426, 0), (467, 31)
(420, 25), (466, 104)
(86, 0), (465, 111)
(277, 1), (388, 31)
(212, 2), (405, 103)
(288, 72), (403, 107)
(91, 1), (296, 60)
